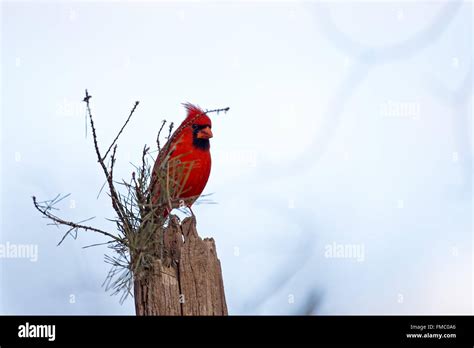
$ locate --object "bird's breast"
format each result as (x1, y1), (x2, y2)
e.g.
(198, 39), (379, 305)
(171, 144), (212, 200)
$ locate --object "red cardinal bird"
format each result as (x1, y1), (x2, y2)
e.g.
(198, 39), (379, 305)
(151, 103), (213, 217)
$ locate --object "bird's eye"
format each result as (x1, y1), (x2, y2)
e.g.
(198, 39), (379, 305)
(192, 124), (211, 132)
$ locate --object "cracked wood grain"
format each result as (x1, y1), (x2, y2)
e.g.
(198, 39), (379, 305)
(134, 216), (227, 315)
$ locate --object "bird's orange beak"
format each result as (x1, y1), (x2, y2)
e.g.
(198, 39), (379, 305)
(197, 126), (213, 139)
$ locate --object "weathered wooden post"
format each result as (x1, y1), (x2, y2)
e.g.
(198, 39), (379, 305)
(133, 216), (227, 315)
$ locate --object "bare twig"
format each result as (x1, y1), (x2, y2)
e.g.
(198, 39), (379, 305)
(110, 144), (118, 185)
(156, 120), (167, 152)
(83, 89), (132, 235)
(167, 122), (174, 139)
(102, 100), (140, 161)
(32, 195), (124, 245)
(205, 107), (230, 115)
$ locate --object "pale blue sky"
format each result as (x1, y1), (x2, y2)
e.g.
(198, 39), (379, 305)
(1, 0), (472, 314)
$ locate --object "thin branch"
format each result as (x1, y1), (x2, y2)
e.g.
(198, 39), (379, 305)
(167, 122), (174, 139)
(83, 89), (132, 234)
(156, 120), (167, 152)
(110, 144), (118, 185)
(102, 100), (140, 161)
(205, 107), (230, 115)
(32, 196), (124, 246)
